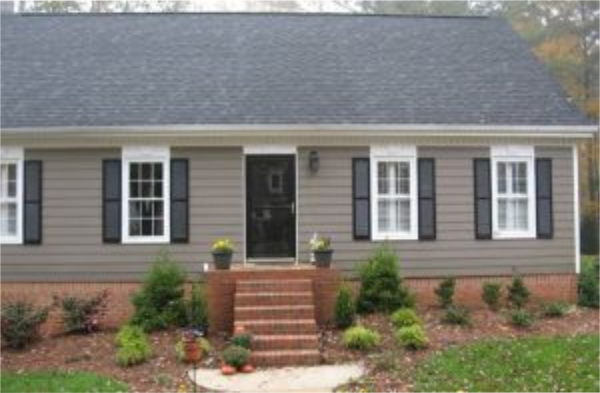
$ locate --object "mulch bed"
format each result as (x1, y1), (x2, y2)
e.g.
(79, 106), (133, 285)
(321, 306), (599, 392)
(2, 307), (598, 393)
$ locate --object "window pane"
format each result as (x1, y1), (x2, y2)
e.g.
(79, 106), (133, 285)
(153, 181), (163, 198)
(1, 164), (17, 199)
(130, 182), (140, 198)
(141, 163), (152, 180)
(154, 219), (164, 236)
(498, 199), (508, 230)
(378, 199), (391, 232)
(497, 163), (507, 194)
(498, 198), (528, 231)
(130, 163), (140, 181)
(129, 201), (141, 219)
(153, 201), (164, 218)
(1, 203), (17, 236)
(514, 162), (527, 194)
(397, 199), (410, 232)
(141, 219), (153, 236)
(154, 163), (163, 181)
(141, 181), (152, 197)
(397, 162), (410, 195)
(515, 199), (528, 230)
(129, 219), (141, 236)
(378, 162), (389, 195)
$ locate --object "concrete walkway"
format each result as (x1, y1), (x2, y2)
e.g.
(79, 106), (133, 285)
(188, 363), (364, 392)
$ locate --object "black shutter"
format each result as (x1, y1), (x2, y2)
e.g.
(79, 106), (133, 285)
(418, 158), (436, 240)
(103, 160), (121, 243)
(352, 158), (370, 240)
(23, 160), (42, 244)
(536, 158), (553, 239)
(474, 158), (492, 240)
(171, 159), (189, 243)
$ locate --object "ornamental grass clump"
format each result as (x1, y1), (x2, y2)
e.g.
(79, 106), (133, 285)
(342, 326), (381, 351)
(115, 325), (152, 367)
(186, 282), (209, 331)
(334, 282), (356, 329)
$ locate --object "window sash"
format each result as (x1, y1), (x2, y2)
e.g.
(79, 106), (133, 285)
(0, 160), (23, 244)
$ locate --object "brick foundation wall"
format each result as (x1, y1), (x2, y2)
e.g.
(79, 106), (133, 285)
(1, 272), (577, 337)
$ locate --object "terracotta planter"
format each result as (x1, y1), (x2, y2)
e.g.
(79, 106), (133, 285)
(183, 337), (202, 363)
(221, 365), (237, 375)
(213, 251), (233, 270)
(313, 250), (333, 268)
(241, 364), (255, 373)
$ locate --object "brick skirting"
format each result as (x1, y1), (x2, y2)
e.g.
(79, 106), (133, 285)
(1, 272), (577, 336)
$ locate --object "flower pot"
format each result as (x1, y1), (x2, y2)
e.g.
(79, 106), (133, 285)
(184, 340), (202, 363)
(213, 251), (233, 270)
(241, 364), (255, 373)
(221, 365), (237, 375)
(313, 250), (333, 268)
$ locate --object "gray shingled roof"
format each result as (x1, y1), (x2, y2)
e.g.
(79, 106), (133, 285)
(0, 12), (590, 128)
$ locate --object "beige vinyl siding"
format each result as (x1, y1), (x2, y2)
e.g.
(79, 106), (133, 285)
(298, 146), (575, 277)
(2, 147), (244, 281)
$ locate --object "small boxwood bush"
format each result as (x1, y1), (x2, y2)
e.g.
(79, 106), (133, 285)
(390, 308), (421, 329)
(230, 332), (252, 349)
(174, 337), (212, 363)
(508, 308), (535, 328)
(540, 302), (570, 318)
(130, 250), (187, 332)
(434, 277), (456, 308)
(481, 282), (502, 310)
(0, 300), (49, 350)
(334, 282), (356, 329)
(115, 325), (152, 367)
(578, 256), (599, 308)
(441, 305), (471, 326)
(342, 326), (381, 351)
(507, 275), (530, 309)
(356, 246), (414, 314)
(395, 325), (428, 350)
(222, 345), (250, 369)
(55, 290), (109, 334)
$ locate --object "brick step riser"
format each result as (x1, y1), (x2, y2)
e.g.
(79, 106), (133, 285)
(237, 282), (313, 293)
(235, 323), (317, 335)
(235, 294), (313, 307)
(252, 337), (319, 351)
(250, 353), (321, 367)
(235, 308), (315, 321)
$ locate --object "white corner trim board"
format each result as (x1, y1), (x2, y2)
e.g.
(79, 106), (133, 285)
(573, 145), (581, 274)
(243, 145), (297, 155)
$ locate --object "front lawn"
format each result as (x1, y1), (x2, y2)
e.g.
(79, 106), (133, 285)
(1, 371), (128, 393)
(415, 334), (600, 392)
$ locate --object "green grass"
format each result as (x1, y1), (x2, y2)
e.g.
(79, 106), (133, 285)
(415, 334), (600, 392)
(1, 371), (128, 393)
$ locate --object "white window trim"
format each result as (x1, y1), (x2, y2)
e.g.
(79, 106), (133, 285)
(491, 145), (536, 239)
(0, 147), (24, 245)
(121, 146), (171, 244)
(243, 145), (297, 155)
(370, 145), (418, 241)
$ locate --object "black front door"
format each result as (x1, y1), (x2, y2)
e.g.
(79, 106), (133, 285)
(246, 155), (296, 259)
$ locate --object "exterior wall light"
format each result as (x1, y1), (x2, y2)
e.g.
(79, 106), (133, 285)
(309, 150), (319, 174)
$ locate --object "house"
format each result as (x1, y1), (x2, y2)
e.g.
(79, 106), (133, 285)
(1, 12), (597, 363)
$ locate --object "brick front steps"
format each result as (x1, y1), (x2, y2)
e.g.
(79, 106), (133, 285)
(234, 279), (321, 367)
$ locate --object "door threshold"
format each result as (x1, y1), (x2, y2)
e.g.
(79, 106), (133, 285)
(245, 258), (296, 264)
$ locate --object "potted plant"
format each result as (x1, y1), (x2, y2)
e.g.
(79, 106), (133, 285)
(221, 345), (251, 375)
(182, 330), (201, 363)
(310, 235), (334, 268)
(212, 239), (234, 270)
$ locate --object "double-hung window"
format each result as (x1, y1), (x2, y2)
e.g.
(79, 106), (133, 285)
(0, 147), (23, 244)
(371, 145), (418, 240)
(122, 147), (170, 243)
(491, 146), (536, 239)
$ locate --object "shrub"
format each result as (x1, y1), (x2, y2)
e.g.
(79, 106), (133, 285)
(507, 275), (530, 309)
(342, 326), (381, 351)
(508, 309), (534, 328)
(222, 345), (250, 369)
(434, 276), (456, 308)
(186, 283), (209, 330)
(541, 302), (570, 318)
(230, 333), (252, 349)
(581, 202), (599, 255)
(130, 250), (187, 332)
(334, 282), (356, 329)
(55, 290), (109, 334)
(390, 308), (422, 329)
(356, 245), (414, 314)
(174, 337), (212, 363)
(395, 325), (428, 350)
(482, 282), (502, 310)
(442, 305), (471, 326)
(115, 325), (152, 367)
(578, 256), (599, 308)
(0, 301), (49, 350)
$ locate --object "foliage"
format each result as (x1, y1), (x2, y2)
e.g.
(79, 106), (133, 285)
(0, 371), (128, 393)
(334, 282), (356, 329)
(508, 309), (535, 328)
(230, 333), (252, 350)
(356, 245), (415, 314)
(507, 275), (530, 309)
(212, 239), (234, 253)
(395, 325), (429, 350)
(581, 204), (599, 255)
(221, 345), (250, 369)
(342, 326), (381, 351)
(481, 282), (502, 310)
(130, 250), (187, 332)
(1, 300), (49, 350)
(579, 255), (599, 308)
(186, 283), (209, 330)
(54, 290), (109, 334)
(434, 277), (456, 308)
(390, 308), (422, 329)
(310, 235), (332, 251)
(174, 337), (212, 363)
(115, 325), (152, 367)
(415, 334), (600, 392)
(540, 302), (571, 318)
(441, 305), (471, 326)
